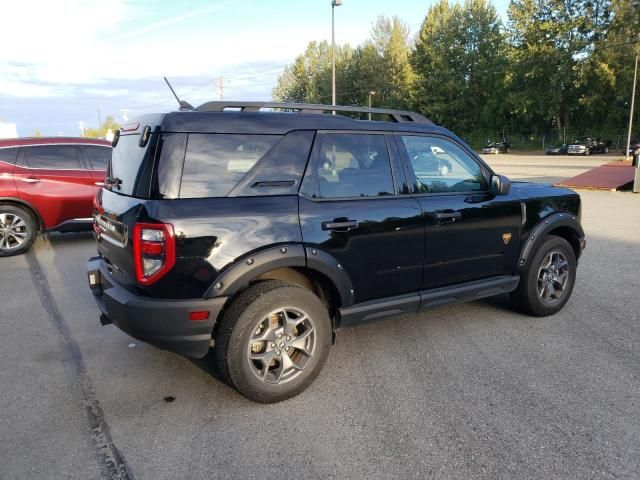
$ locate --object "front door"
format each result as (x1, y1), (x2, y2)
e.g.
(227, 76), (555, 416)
(299, 132), (424, 303)
(395, 134), (522, 290)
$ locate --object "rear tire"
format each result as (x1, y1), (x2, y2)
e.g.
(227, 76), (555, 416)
(510, 235), (577, 316)
(0, 204), (37, 257)
(214, 280), (332, 403)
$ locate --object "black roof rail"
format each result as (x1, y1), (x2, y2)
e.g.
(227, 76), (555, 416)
(194, 101), (433, 125)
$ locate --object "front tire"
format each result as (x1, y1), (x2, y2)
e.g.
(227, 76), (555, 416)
(214, 280), (332, 403)
(0, 204), (37, 257)
(510, 235), (577, 316)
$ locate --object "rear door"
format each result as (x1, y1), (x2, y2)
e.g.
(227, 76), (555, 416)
(299, 131), (424, 303)
(13, 144), (96, 228)
(395, 134), (522, 290)
(81, 144), (111, 193)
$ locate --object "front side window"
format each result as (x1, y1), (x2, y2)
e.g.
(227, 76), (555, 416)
(179, 134), (281, 199)
(309, 133), (394, 199)
(24, 145), (83, 169)
(399, 136), (487, 194)
(84, 145), (111, 170)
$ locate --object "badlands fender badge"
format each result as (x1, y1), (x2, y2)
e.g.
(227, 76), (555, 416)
(502, 232), (512, 245)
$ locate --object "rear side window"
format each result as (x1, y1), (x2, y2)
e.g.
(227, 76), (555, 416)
(23, 145), (83, 169)
(84, 145), (111, 170)
(307, 133), (394, 199)
(179, 134), (281, 198)
(110, 132), (160, 197)
(0, 147), (19, 165)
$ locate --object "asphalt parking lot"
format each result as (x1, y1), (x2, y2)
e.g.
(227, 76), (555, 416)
(1, 154), (639, 480)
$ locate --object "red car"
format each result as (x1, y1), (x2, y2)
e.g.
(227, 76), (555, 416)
(0, 137), (111, 256)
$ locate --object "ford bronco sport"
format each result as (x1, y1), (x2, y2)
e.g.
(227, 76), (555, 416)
(87, 102), (585, 403)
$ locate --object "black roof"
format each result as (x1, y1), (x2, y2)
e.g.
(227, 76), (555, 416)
(161, 110), (449, 135)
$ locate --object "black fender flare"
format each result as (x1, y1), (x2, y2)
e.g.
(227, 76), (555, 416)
(304, 246), (355, 308)
(204, 244), (355, 308)
(518, 212), (585, 268)
(0, 196), (44, 231)
(204, 244), (306, 299)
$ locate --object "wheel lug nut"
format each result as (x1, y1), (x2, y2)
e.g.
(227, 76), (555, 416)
(276, 350), (281, 356)
(270, 343), (275, 348)
(285, 346), (290, 352)
(286, 336), (291, 341)
(277, 334), (282, 339)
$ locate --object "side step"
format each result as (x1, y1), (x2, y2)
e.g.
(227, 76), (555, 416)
(338, 275), (519, 327)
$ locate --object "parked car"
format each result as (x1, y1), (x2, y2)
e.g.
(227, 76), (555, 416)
(545, 144), (568, 155)
(87, 102), (585, 403)
(567, 137), (611, 155)
(0, 137), (111, 256)
(482, 140), (510, 154)
(405, 137), (452, 175)
(626, 139), (640, 155)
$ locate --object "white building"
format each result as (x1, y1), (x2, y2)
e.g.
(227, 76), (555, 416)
(0, 120), (18, 139)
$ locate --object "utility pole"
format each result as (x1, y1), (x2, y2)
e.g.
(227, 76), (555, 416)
(331, 0), (343, 109)
(368, 91), (376, 121)
(625, 53), (638, 162)
(217, 76), (224, 101)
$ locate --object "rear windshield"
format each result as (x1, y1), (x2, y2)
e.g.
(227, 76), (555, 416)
(179, 134), (281, 198)
(109, 132), (159, 197)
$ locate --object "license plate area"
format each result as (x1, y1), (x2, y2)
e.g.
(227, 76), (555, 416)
(87, 269), (102, 294)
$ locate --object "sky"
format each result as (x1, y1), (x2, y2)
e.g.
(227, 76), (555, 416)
(0, 0), (509, 137)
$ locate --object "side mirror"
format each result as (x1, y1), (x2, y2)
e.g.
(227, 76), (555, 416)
(491, 174), (511, 195)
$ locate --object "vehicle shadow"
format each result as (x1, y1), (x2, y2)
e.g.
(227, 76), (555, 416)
(45, 230), (94, 246)
(189, 349), (227, 384)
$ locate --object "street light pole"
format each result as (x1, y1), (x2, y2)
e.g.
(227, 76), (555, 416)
(331, 0), (342, 108)
(368, 91), (376, 121)
(625, 53), (638, 162)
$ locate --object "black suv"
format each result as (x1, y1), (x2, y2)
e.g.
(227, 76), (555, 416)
(87, 102), (585, 403)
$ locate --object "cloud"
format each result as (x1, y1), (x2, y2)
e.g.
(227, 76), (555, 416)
(105, 1), (238, 42)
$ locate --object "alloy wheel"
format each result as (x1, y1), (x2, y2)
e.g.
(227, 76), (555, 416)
(0, 212), (29, 251)
(247, 307), (316, 384)
(537, 250), (570, 304)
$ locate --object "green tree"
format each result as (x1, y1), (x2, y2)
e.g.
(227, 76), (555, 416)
(31, 128), (42, 137)
(84, 115), (120, 139)
(577, 0), (639, 139)
(505, 0), (611, 139)
(350, 16), (415, 109)
(273, 16), (414, 112)
(411, 0), (506, 139)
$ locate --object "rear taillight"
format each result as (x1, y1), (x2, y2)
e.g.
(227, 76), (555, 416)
(133, 222), (175, 285)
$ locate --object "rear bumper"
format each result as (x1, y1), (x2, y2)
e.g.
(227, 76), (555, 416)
(86, 256), (226, 358)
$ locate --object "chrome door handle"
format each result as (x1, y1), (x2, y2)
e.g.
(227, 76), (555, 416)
(20, 177), (40, 184)
(433, 211), (461, 225)
(95, 182), (105, 187)
(321, 219), (359, 232)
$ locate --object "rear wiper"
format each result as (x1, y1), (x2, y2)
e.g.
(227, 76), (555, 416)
(105, 176), (122, 188)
